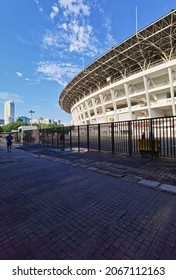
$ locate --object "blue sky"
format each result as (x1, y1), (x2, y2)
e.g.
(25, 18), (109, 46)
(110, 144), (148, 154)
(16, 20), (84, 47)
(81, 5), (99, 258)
(0, 0), (175, 125)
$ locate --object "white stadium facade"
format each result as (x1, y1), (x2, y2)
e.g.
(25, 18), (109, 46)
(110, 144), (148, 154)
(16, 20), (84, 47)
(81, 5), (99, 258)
(59, 10), (176, 126)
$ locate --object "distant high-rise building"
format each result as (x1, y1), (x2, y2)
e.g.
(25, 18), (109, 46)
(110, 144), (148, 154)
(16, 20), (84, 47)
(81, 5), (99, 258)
(4, 100), (15, 125)
(0, 119), (4, 125)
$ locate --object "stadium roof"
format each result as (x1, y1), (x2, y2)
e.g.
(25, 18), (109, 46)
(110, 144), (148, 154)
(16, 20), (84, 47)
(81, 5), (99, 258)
(59, 9), (176, 113)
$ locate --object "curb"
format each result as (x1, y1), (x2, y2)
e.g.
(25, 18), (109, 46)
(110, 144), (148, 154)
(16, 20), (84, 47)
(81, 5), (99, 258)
(33, 152), (176, 196)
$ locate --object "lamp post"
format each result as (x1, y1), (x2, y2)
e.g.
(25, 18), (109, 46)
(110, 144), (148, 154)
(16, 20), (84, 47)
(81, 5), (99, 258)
(28, 110), (35, 126)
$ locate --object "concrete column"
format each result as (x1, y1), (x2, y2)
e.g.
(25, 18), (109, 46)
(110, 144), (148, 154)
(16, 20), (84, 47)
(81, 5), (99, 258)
(99, 93), (106, 115)
(124, 83), (132, 119)
(110, 89), (118, 121)
(77, 106), (84, 125)
(91, 97), (98, 122)
(168, 67), (176, 115)
(85, 101), (91, 124)
(76, 107), (82, 125)
(80, 104), (87, 124)
(72, 110), (78, 125)
(143, 76), (151, 118)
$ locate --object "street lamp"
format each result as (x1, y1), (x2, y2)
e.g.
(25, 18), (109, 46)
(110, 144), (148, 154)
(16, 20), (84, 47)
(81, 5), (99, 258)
(28, 110), (35, 126)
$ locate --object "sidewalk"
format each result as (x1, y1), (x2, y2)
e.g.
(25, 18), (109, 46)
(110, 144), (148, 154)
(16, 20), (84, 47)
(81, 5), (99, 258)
(16, 144), (176, 190)
(0, 144), (176, 260)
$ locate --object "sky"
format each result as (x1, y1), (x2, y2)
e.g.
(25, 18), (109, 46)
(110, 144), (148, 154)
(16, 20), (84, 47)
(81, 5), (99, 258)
(0, 0), (175, 125)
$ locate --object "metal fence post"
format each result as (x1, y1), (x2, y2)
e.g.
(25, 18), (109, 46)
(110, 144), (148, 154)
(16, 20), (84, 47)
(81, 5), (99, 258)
(46, 130), (49, 146)
(62, 126), (65, 149)
(56, 128), (59, 148)
(98, 124), (101, 152)
(51, 131), (54, 146)
(128, 121), (132, 156)
(111, 122), (115, 154)
(41, 129), (43, 145)
(78, 126), (80, 152)
(70, 126), (72, 151)
(150, 118), (154, 157)
(87, 125), (89, 151)
(42, 129), (44, 145)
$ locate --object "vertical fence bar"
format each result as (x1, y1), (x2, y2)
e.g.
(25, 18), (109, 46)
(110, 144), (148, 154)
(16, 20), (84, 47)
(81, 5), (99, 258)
(150, 118), (154, 157)
(170, 118), (172, 157)
(43, 129), (45, 145)
(173, 117), (176, 157)
(98, 124), (101, 152)
(70, 126), (72, 151)
(42, 129), (44, 145)
(166, 118), (169, 156)
(111, 122), (115, 154)
(51, 132), (54, 146)
(62, 126), (65, 149)
(78, 126), (80, 152)
(87, 125), (89, 151)
(162, 118), (165, 156)
(56, 128), (59, 148)
(46, 130), (49, 146)
(128, 121), (132, 156)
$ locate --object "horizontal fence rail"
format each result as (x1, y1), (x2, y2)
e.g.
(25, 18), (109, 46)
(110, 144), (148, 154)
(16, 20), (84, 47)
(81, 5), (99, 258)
(19, 116), (176, 158)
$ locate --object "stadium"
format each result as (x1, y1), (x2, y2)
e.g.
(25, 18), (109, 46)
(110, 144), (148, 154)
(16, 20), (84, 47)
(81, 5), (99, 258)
(59, 9), (176, 126)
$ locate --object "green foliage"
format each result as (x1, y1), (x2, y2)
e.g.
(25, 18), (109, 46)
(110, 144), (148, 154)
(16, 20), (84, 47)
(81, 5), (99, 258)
(1, 119), (66, 132)
(1, 117), (29, 132)
(40, 124), (64, 129)
(16, 117), (23, 122)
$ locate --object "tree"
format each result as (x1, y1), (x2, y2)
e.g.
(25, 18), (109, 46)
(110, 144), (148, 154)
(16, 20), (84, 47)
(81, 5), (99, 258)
(16, 117), (23, 122)
(1, 117), (29, 132)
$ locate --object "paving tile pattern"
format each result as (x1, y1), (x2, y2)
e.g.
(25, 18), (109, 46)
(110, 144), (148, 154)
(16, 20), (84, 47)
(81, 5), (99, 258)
(16, 144), (176, 186)
(0, 145), (176, 260)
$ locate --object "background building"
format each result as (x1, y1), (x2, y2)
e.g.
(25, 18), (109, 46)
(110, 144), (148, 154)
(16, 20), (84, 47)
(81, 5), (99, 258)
(0, 119), (4, 125)
(20, 116), (31, 124)
(59, 10), (176, 125)
(4, 100), (15, 125)
(31, 118), (61, 126)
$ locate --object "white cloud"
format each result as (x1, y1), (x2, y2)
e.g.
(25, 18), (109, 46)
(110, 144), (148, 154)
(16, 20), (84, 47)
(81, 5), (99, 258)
(33, 0), (44, 13)
(62, 23), (68, 30)
(39, 0), (116, 83)
(37, 61), (80, 86)
(43, 31), (59, 48)
(52, 0), (96, 55)
(58, 0), (90, 17)
(16, 72), (23, 77)
(50, 4), (59, 20)
(42, 1), (98, 56)
(98, 6), (117, 48)
(67, 20), (96, 53)
(39, 0), (117, 58)
(0, 91), (23, 103)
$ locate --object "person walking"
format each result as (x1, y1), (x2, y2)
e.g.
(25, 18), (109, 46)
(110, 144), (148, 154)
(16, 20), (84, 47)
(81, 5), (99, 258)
(6, 133), (13, 152)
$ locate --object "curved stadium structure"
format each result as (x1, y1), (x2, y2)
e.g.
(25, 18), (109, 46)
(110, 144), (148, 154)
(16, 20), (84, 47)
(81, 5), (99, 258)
(59, 10), (176, 125)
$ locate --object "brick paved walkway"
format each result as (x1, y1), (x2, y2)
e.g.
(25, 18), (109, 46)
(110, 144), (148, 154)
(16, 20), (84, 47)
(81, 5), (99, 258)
(16, 144), (176, 187)
(0, 145), (176, 260)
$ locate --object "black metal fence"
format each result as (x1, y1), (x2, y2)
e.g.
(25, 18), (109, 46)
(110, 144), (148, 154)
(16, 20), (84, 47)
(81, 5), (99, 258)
(21, 116), (176, 158)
